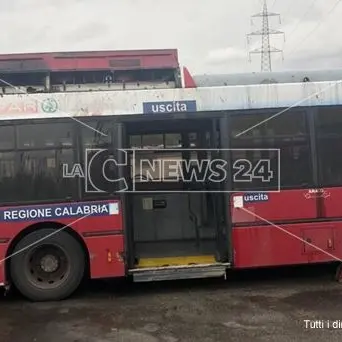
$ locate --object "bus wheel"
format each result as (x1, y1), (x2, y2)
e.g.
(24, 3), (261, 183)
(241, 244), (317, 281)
(10, 229), (85, 301)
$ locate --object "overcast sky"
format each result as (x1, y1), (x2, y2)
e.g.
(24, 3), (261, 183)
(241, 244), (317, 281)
(1, 0), (341, 75)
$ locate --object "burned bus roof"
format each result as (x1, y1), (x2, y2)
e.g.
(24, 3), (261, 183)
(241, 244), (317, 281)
(0, 49), (179, 72)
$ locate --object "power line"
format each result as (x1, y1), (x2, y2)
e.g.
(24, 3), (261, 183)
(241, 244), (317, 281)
(282, 0), (299, 19)
(285, 0), (342, 57)
(286, 0), (319, 40)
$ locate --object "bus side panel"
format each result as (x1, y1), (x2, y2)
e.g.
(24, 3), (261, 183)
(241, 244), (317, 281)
(232, 221), (341, 268)
(0, 236), (125, 285)
(0, 200), (126, 284)
(231, 189), (318, 224)
(321, 187), (342, 218)
(83, 235), (125, 278)
(71, 204), (126, 279)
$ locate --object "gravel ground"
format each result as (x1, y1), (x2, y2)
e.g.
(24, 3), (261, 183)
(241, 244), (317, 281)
(0, 264), (342, 342)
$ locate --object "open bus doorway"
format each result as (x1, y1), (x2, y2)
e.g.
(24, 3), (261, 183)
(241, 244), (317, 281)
(123, 118), (229, 269)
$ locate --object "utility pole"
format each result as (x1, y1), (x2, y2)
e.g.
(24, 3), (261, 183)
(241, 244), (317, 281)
(247, 0), (284, 72)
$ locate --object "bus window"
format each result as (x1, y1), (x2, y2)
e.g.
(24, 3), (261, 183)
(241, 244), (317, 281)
(230, 111), (308, 139)
(17, 122), (73, 148)
(142, 134), (164, 149)
(0, 127), (19, 202)
(17, 146), (76, 201)
(130, 135), (142, 149)
(0, 126), (15, 150)
(14, 121), (77, 202)
(315, 107), (342, 186)
(81, 120), (111, 148)
(165, 133), (181, 148)
(230, 110), (313, 190)
(0, 152), (17, 202)
(80, 120), (115, 196)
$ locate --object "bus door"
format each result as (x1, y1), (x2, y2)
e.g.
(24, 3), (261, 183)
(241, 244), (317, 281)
(124, 118), (226, 269)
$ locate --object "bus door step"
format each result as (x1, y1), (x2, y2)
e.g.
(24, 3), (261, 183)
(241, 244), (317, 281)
(129, 263), (229, 282)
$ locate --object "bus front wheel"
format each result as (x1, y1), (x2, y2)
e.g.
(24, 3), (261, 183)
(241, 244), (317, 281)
(9, 228), (85, 301)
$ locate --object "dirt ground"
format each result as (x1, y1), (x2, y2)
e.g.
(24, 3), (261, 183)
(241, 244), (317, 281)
(0, 264), (342, 342)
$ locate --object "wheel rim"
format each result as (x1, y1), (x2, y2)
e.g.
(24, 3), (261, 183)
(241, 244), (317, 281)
(25, 244), (70, 289)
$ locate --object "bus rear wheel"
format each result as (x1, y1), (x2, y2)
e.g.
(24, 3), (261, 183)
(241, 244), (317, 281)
(10, 228), (85, 301)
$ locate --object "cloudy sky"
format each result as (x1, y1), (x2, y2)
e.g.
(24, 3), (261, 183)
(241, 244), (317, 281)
(1, 0), (341, 75)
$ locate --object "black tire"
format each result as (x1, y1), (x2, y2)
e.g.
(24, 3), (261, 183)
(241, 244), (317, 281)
(10, 228), (85, 302)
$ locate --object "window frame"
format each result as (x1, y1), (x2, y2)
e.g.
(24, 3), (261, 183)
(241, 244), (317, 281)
(0, 118), (79, 205)
(77, 118), (118, 199)
(228, 107), (315, 191)
(313, 105), (342, 188)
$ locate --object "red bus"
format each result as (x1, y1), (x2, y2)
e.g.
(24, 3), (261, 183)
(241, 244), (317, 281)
(0, 49), (181, 94)
(0, 49), (341, 302)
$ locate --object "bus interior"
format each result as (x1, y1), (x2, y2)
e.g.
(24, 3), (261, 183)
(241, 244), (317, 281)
(123, 117), (230, 269)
